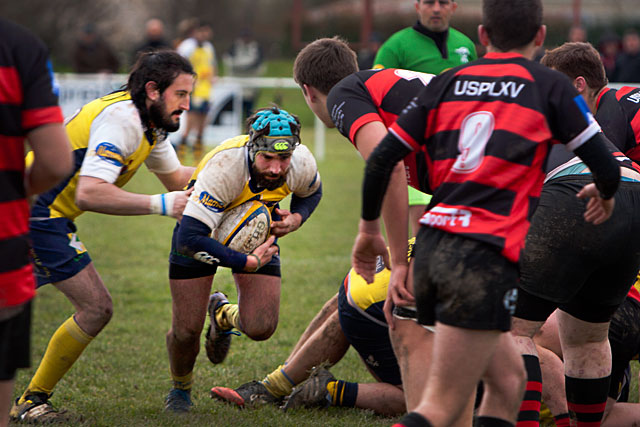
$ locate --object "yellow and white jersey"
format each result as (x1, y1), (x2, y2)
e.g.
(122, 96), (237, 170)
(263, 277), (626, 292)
(30, 91), (180, 220)
(343, 238), (415, 326)
(344, 258), (391, 327)
(177, 38), (216, 99)
(182, 135), (321, 231)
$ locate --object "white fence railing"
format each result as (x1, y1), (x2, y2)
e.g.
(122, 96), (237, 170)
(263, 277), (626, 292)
(55, 73), (638, 164)
(55, 74), (326, 161)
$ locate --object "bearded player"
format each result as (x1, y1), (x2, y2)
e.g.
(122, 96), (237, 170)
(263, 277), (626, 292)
(164, 106), (322, 412)
(11, 50), (196, 423)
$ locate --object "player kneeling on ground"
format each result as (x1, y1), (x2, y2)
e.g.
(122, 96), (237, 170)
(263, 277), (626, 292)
(164, 106), (322, 412)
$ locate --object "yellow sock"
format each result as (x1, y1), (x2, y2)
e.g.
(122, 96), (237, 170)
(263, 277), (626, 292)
(171, 372), (193, 391)
(20, 316), (93, 403)
(261, 365), (295, 398)
(215, 303), (239, 331)
(326, 380), (338, 404)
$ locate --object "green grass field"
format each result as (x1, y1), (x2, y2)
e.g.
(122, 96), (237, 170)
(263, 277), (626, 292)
(12, 128), (399, 426)
(11, 126), (640, 426)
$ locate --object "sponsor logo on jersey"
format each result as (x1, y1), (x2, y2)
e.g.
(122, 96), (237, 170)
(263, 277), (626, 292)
(330, 101), (346, 133)
(453, 80), (525, 98)
(95, 142), (125, 167)
(199, 192), (225, 212)
(626, 92), (640, 104)
(422, 206), (472, 228)
(455, 46), (471, 63)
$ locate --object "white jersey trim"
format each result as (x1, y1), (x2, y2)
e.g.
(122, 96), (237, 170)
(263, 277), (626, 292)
(565, 121), (601, 152)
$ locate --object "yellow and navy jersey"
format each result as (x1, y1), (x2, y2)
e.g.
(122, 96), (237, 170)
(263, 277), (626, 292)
(343, 238), (415, 326)
(30, 91), (180, 220)
(182, 135), (321, 231)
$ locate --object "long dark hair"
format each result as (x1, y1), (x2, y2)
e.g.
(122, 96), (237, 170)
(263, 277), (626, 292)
(126, 50), (195, 131)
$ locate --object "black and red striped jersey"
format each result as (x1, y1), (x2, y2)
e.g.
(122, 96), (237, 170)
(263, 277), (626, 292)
(0, 18), (63, 307)
(546, 86), (640, 175)
(326, 68), (435, 192)
(388, 52), (600, 262)
(614, 86), (640, 160)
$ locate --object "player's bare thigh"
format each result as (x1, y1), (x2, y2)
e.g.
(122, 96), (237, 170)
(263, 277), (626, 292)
(233, 273), (280, 340)
(169, 275), (214, 334)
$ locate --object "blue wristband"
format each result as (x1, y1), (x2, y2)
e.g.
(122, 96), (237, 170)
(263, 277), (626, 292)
(160, 193), (167, 216)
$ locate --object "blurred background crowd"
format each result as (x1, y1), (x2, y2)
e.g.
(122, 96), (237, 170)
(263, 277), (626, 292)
(1, 0), (639, 82)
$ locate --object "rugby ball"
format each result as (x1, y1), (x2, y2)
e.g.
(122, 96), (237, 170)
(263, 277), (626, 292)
(213, 200), (271, 254)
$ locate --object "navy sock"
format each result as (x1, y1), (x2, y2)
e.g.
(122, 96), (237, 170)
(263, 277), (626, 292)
(329, 380), (358, 408)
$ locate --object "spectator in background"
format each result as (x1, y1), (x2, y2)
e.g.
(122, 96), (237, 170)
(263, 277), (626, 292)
(372, 0), (477, 234)
(72, 24), (120, 73)
(0, 18), (72, 427)
(598, 31), (621, 81)
(176, 21), (217, 164)
(613, 29), (640, 83)
(173, 18), (198, 50)
(568, 25), (588, 43)
(132, 18), (171, 64)
(373, 0), (477, 75)
(223, 29), (265, 120)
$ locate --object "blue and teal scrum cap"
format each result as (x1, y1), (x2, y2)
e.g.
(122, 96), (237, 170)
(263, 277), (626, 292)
(248, 108), (300, 161)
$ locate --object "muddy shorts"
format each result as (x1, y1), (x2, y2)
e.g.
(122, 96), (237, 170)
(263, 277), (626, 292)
(518, 176), (640, 323)
(413, 227), (518, 331)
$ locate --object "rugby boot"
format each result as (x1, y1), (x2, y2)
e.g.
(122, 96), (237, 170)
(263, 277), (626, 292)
(281, 366), (335, 411)
(211, 381), (282, 408)
(164, 388), (192, 413)
(204, 291), (238, 364)
(9, 392), (70, 423)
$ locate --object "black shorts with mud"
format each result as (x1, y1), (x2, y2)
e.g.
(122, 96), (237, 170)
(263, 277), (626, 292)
(168, 222), (281, 279)
(517, 176), (640, 323)
(413, 227), (518, 331)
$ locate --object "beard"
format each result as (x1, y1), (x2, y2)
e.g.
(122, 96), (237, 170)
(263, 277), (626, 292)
(251, 163), (287, 191)
(149, 98), (181, 132)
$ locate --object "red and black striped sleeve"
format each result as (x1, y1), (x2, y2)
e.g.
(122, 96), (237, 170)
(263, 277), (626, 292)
(326, 72), (384, 145)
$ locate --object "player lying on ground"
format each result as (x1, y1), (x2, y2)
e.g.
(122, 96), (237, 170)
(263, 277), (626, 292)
(210, 240), (475, 424)
(164, 106), (322, 412)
